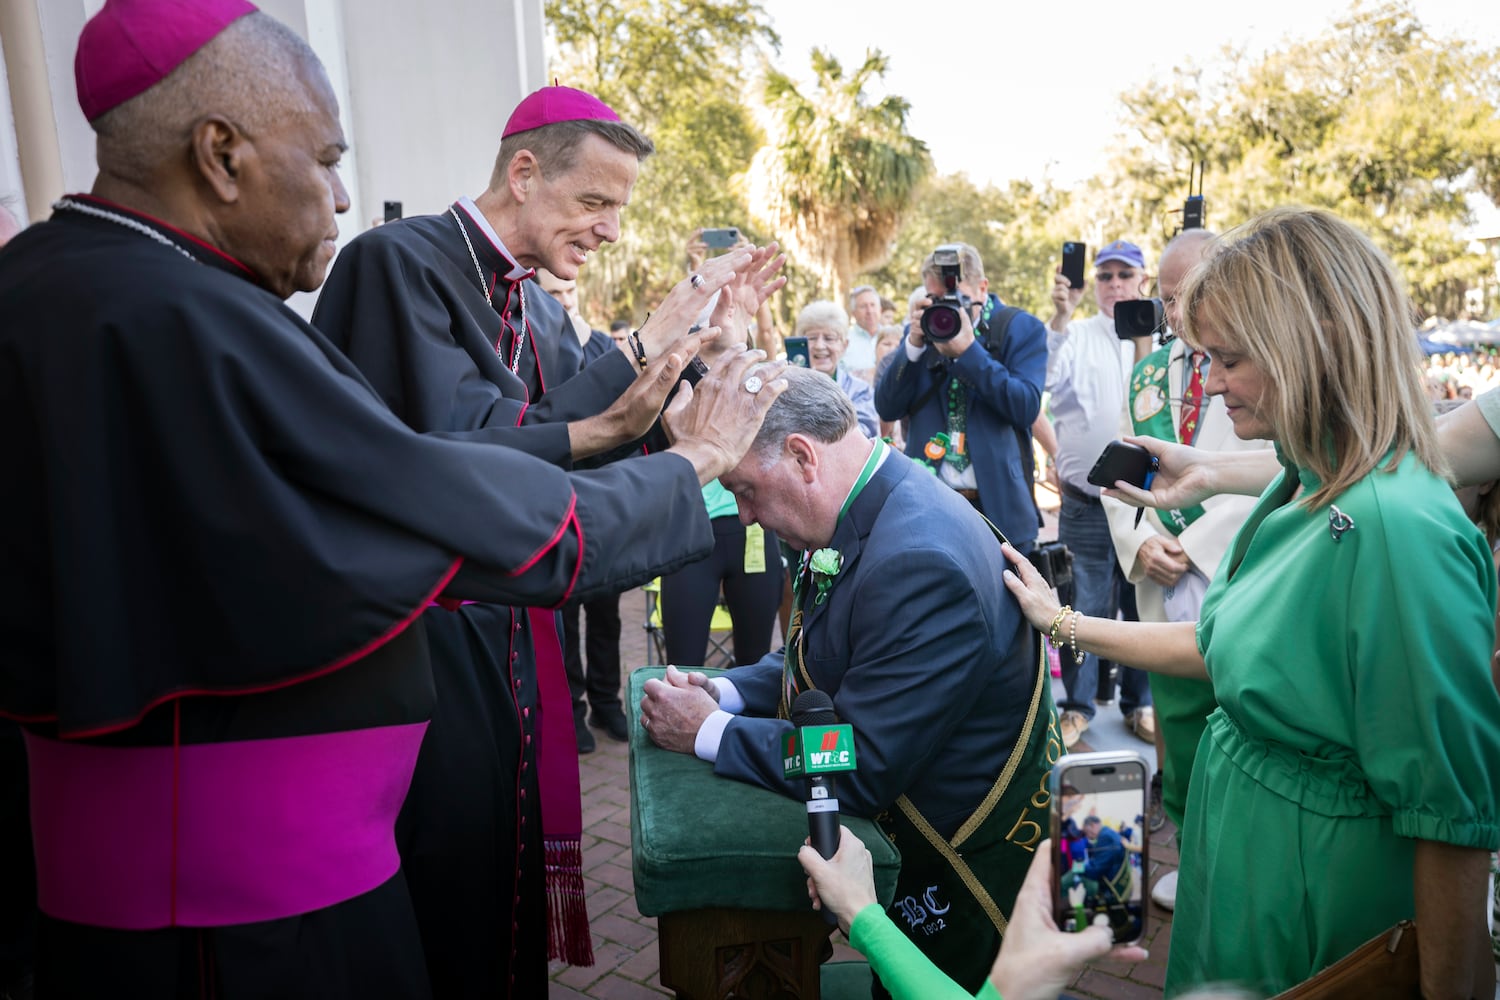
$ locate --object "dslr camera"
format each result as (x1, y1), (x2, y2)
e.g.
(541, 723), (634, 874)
(921, 244), (972, 343)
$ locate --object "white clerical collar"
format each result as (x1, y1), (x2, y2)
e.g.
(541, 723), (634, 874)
(456, 195), (532, 283)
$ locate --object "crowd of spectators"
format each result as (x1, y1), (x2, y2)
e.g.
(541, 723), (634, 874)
(1424, 347), (1500, 400)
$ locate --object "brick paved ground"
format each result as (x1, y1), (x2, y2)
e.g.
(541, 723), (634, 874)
(548, 572), (1178, 999)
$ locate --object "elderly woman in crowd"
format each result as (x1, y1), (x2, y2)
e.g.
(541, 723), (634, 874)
(794, 300), (880, 438)
(1002, 207), (1500, 998)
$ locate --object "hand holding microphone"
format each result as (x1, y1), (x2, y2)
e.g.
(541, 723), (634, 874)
(797, 826), (878, 936)
(785, 690), (858, 923)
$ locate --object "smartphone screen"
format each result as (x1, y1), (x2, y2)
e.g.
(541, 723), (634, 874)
(784, 335), (810, 368)
(1061, 241), (1087, 290)
(1051, 751), (1150, 944)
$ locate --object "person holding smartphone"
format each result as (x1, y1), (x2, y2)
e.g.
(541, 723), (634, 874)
(1036, 239), (1157, 750)
(798, 828), (1149, 1000)
(1003, 208), (1500, 998)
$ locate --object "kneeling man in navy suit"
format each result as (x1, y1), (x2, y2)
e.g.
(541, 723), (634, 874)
(641, 366), (1058, 997)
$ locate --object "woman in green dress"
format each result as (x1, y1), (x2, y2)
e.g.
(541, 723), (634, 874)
(1001, 207), (1500, 998)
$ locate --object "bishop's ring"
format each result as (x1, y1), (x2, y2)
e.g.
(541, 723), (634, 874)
(743, 375), (764, 395)
(690, 272), (706, 290)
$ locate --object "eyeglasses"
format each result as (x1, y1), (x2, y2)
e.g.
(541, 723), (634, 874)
(803, 332), (846, 345)
(1095, 270), (1139, 283)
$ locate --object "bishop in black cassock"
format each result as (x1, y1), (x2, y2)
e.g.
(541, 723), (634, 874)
(314, 199), (645, 997)
(0, 7), (776, 997)
(310, 85), (710, 995)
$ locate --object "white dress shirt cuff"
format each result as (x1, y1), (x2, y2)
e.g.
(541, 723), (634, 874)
(904, 338), (925, 362)
(711, 677), (746, 714)
(693, 709), (736, 762)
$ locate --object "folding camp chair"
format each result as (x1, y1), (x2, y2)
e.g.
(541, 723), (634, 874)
(641, 579), (736, 669)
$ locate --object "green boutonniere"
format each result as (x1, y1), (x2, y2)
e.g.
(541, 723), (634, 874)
(808, 547), (843, 605)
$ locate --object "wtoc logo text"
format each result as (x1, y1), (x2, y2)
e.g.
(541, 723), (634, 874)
(782, 724), (857, 778)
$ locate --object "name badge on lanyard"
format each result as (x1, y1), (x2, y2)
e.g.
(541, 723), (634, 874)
(744, 524), (766, 574)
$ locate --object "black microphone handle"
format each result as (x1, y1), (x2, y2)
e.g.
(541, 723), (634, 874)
(807, 773), (841, 859)
(805, 773), (841, 925)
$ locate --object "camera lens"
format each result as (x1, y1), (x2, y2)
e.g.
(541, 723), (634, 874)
(922, 303), (962, 342)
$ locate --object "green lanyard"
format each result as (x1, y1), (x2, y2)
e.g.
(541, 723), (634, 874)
(795, 440), (886, 590)
(783, 441), (887, 713)
(840, 439), (886, 521)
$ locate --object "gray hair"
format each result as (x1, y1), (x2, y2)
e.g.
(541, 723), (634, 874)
(92, 13), (323, 182)
(748, 366), (856, 463)
(921, 242), (985, 285)
(907, 285), (927, 310)
(793, 300), (849, 338)
(848, 285), (878, 309)
(492, 118), (654, 186)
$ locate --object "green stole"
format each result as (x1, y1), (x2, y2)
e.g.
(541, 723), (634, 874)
(1129, 345), (1207, 535)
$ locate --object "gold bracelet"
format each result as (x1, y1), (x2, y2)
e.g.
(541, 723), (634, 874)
(1069, 610), (1083, 666)
(1048, 605), (1071, 647)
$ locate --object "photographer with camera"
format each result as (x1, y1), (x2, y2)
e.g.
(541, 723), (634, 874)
(1039, 240), (1156, 749)
(874, 243), (1048, 555)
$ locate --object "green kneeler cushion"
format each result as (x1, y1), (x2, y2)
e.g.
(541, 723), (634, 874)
(628, 668), (901, 916)
(819, 961), (874, 999)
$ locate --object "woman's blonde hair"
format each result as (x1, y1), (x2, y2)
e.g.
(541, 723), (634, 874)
(1178, 207), (1444, 509)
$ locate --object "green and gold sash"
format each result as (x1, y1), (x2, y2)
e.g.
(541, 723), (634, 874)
(1129, 346), (1206, 535)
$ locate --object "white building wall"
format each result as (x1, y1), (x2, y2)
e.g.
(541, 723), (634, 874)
(333, 0), (544, 222)
(0, 0), (544, 251)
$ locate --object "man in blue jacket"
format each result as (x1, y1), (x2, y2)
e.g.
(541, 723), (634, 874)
(874, 243), (1048, 552)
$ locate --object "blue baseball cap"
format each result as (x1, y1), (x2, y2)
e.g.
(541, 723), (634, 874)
(1095, 240), (1145, 269)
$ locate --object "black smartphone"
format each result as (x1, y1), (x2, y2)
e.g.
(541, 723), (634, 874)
(1061, 241), (1087, 290)
(702, 227), (740, 249)
(1051, 750), (1150, 944)
(1087, 441), (1156, 490)
(383, 200), (403, 223)
(783, 335), (810, 368)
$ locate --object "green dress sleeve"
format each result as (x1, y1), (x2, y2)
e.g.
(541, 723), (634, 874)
(848, 904), (1001, 1000)
(1348, 478), (1500, 848)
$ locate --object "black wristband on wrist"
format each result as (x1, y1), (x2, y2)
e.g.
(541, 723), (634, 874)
(681, 357), (710, 387)
(628, 332), (648, 371)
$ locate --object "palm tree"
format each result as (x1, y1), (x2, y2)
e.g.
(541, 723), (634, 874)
(746, 49), (932, 306)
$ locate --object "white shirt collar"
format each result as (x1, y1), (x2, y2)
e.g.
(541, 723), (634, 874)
(455, 195), (532, 282)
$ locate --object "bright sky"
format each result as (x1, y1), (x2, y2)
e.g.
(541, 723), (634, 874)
(757, 0), (1500, 192)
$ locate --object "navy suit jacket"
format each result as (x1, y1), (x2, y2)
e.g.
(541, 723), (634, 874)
(713, 449), (1038, 838)
(873, 295), (1047, 548)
